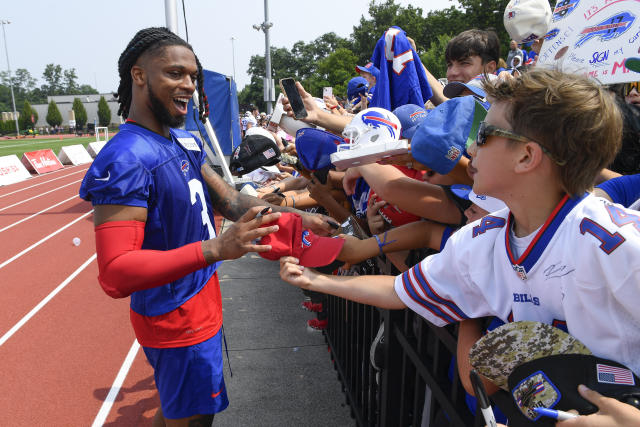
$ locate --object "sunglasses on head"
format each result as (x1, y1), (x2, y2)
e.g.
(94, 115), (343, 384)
(475, 122), (566, 166)
(623, 81), (640, 97)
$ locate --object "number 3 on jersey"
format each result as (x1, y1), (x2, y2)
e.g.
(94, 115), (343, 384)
(189, 179), (215, 240)
(579, 205), (640, 254)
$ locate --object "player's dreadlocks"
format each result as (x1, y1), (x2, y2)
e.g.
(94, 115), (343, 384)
(116, 27), (210, 123)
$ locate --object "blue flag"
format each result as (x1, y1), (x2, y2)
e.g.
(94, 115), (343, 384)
(369, 26), (433, 110)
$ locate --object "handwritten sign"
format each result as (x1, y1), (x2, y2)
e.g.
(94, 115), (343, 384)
(537, 0), (640, 84)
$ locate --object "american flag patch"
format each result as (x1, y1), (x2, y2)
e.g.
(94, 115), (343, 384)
(263, 148), (277, 159)
(597, 364), (635, 385)
(533, 381), (545, 395)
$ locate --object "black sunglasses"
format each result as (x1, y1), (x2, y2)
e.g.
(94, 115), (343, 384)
(475, 122), (567, 166)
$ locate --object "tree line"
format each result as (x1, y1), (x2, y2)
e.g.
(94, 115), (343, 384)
(238, 0), (552, 110)
(0, 63), (112, 135)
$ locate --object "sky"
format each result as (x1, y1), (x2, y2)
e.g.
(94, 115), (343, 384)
(1, 0), (455, 94)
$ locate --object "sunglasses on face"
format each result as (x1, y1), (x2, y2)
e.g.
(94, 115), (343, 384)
(474, 122), (567, 166)
(475, 122), (530, 146)
(623, 81), (640, 97)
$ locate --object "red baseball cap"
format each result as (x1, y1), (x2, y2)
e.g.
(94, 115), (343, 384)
(369, 192), (421, 227)
(259, 213), (345, 267)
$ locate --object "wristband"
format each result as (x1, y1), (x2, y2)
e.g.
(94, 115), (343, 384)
(374, 231), (397, 257)
(329, 105), (338, 110)
(290, 196), (296, 209)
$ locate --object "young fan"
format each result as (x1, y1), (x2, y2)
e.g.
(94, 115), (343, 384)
(280, 70), (640, 386)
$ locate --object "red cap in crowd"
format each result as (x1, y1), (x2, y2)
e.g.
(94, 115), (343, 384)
(259, 213), (345, 267)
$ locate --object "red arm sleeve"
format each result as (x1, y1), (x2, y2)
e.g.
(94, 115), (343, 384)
(95, 220), (208, 299)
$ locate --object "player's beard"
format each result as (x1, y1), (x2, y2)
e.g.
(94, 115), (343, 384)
(147, 81), (186, 128)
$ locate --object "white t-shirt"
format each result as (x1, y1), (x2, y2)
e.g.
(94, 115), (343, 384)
(394, 194), (640, 375)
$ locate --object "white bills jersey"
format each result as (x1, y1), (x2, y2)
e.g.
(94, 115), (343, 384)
(394, 193), (640, 375)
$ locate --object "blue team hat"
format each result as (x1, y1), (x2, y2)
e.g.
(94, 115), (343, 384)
(392, 104), (429, 140)
(295, 128), (343, 171)
(355, 62), (380, 79)
(411, 96), (487, 175)
(347, 77), (369, 104)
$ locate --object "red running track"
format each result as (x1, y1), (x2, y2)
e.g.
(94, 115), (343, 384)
(0, 165), (159, 426)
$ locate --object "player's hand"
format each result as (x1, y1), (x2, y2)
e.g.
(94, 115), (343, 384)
(203, 206), (281, 262)
(279, 256), (317, 289)
(299, 212), (339, 237)
(282, 81), (319, 124)
(556, 385), (640, 426)
(342, 167), (363, 195)
(367, 199), (387, 235)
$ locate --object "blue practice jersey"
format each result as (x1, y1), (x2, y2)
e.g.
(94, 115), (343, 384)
(79, 123), (220, 317)
(369, 26), (433, 111)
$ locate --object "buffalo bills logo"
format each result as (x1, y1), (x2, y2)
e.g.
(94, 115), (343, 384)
(181, 160), (189, 176)
(301, 230), (312, 247)
(409, 110), (426, 123)
(553, 0), (579, 21)
(507, 11), (515, 19)
(544, 28), (560, 40)
(575, 12), (636, 48)
(361, 111), (399, 139)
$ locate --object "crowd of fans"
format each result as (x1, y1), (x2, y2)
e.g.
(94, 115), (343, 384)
(232, 21), (640, 425)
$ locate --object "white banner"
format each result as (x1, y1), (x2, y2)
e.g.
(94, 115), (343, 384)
(58, 144), (93, 166)
(537, 0), (640, 84)
(87, 141), (108, 158)
(0, 155), (32, 186)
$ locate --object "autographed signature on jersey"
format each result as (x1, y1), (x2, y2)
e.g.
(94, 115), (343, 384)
(543, 263), (575, 280)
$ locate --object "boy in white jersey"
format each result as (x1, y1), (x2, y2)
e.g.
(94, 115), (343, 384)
(280, 69), (640, 383)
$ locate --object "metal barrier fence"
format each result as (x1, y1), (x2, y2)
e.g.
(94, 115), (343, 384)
(324, 259), (485, 427)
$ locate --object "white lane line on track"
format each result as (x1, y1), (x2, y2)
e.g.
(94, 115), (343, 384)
(0, 167), (88, 199)
(0, 194), (79, 233)
(0, 253), (97, 348)
(0, 179), (83, 212)
(0, 210), (93, 270)
(92, 339), (141, 427)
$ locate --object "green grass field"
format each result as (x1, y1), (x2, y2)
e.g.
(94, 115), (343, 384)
(0, 136), (104, 159)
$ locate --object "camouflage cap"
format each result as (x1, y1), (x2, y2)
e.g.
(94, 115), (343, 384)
(469, 321), (592, 390)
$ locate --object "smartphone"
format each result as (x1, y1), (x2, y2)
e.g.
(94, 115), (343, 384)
(279, 78), (308, 120)
(323, 87), (333, 98)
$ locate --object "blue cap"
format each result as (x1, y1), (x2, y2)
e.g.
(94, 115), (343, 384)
(295, 128), (343, 171)
(411, 96), (487, 175)
(355, 62), (380, 79)
(392, 104), (428, 140)
(347, 77), (369, 104)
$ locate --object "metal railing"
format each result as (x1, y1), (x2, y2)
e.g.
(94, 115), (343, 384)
(323, 257), (484, 427)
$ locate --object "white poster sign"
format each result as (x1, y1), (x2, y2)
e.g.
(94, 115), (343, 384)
(58, 144), (93, 166)
(536, 0), (640, 84)
(0, 155), (32, 186)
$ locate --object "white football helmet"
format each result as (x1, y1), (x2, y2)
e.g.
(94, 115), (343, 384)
(341, 107), (402, 148)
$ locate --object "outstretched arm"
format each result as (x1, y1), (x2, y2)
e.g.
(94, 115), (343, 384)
(279, 256), (406, 309)
(281, 81), (353, 133)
